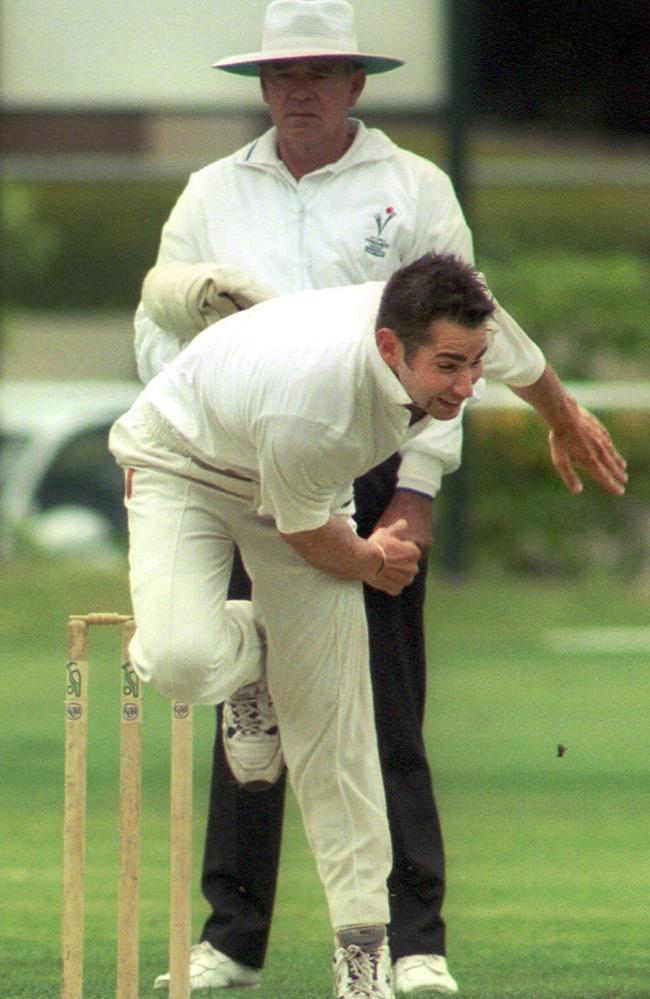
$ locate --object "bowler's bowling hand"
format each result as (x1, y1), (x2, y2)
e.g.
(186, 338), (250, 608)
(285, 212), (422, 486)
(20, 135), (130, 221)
(548, 406), (628, 496)
(366, 519), (421, 596)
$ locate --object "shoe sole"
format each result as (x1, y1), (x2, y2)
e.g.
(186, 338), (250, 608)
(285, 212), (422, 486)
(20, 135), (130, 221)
(155, 977), (262, 990)
(395, 987), (457, 996)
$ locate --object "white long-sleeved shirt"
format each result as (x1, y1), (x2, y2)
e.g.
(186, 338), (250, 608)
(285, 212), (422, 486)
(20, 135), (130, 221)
(135, 120), (545, 496)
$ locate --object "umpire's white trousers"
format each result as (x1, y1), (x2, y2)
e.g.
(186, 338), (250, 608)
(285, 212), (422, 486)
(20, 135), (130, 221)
(109, 404), (391, 930)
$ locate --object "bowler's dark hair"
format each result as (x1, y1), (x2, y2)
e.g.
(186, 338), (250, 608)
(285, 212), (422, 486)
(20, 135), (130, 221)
(376, 252), (495, 360)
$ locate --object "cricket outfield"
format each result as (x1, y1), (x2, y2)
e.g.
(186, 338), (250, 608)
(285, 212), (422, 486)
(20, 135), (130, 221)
(1, 555), (648, 998)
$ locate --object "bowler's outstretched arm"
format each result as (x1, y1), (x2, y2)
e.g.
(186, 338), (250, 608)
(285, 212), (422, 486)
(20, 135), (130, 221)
(511, 366), (628, 496)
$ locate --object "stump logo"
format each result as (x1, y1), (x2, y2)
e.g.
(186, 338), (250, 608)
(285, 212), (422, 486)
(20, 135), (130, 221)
(121, 661), (140, 699)
(364, 206), (397, 258)
(66, 662), (82, 698)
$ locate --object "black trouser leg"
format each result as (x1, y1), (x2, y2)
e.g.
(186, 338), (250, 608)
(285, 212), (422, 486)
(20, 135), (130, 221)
(354, 457), (447, 960)
(199, 548), (286, 969)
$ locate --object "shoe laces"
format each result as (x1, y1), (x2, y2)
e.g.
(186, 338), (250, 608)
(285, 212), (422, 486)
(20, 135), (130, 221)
(336, 945), (382, 998)
(189, 941), (220, 966)
(227, 683), (277, 738)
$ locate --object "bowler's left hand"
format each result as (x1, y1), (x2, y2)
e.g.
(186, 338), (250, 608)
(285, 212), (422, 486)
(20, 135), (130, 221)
(374, 489), (433, 556)
(549, 406), (628, 496)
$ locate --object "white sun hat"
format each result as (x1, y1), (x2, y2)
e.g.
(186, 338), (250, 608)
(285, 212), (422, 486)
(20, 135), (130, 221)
(213, 0), (404, 76)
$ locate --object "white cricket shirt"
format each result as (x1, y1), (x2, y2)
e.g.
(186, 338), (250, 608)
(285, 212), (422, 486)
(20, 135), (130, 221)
(138, 282), (434, 534)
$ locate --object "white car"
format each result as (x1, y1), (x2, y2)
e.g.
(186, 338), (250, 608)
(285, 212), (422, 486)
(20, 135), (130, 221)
(0, 380), (141, 553)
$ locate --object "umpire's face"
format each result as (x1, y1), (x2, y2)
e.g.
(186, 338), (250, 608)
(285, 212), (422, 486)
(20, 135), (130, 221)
(377, 318), (489, 421)
(260, 58), (366, 145)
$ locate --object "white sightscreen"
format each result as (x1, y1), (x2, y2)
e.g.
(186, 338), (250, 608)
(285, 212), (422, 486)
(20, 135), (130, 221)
(0, 0), (447, 110)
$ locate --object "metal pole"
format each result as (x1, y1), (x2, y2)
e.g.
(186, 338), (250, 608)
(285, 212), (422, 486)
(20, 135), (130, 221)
(447, 0), (473, 208)
(441, 0), (476, 578)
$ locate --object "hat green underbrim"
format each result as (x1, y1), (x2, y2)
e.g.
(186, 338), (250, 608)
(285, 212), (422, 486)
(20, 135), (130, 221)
(214, 54), (404, 76)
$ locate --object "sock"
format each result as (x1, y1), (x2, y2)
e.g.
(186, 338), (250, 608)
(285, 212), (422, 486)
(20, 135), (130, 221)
(336, 924), (386, 952)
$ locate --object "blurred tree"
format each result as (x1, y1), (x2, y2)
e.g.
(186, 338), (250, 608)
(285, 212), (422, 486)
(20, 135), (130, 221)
(483, 251), (650, 378)
(1, 186), (60, 314)
(474, 0), (650, 135)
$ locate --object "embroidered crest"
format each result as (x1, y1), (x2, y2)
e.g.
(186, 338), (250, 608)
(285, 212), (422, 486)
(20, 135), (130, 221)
(364, 206), (397, 258)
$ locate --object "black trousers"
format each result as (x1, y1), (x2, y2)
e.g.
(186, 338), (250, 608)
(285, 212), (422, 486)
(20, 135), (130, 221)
(199, 456), (446, 967)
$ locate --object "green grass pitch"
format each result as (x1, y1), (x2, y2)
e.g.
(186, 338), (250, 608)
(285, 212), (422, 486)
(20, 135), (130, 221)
(1, 556), (648, 997)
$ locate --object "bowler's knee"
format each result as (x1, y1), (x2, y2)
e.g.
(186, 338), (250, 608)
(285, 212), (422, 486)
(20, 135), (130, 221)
(131, 630), (226, 704)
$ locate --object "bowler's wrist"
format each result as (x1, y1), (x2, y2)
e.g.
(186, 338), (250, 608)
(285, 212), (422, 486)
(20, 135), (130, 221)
(368, 539), (386, 576)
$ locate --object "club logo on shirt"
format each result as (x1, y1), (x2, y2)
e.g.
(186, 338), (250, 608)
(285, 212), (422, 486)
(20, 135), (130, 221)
(364, 206), (397, 258)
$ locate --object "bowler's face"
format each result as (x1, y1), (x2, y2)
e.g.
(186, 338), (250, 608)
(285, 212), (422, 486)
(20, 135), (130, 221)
(260, 59), (365, 143)
(377, 318), (490, 420)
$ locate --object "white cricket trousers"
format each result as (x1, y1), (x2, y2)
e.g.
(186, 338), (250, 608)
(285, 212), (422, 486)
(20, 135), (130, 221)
(109, 404), (391, 930)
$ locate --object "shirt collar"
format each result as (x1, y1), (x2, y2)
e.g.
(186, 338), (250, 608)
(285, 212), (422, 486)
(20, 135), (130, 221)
(237, 119), (394, 178)
(364, 315), (433, 434)
(366, 324), (410, 406)
(366, 318), (432, 424)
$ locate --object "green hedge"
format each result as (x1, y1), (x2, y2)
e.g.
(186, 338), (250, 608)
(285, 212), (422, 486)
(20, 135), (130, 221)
(433, 408), (650, 580)
(473, 184), (650, 258)
(480, 251), (650, 378)
(3, 179), (650, 321)
(2, 181), (182, 309)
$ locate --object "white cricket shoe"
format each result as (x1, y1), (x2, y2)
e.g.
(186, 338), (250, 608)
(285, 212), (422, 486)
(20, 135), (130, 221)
(393, 955), (459, 995)
(222, 679), (284, 790)
(153, 941), (261, 990)
(333, 941), (394, 999)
